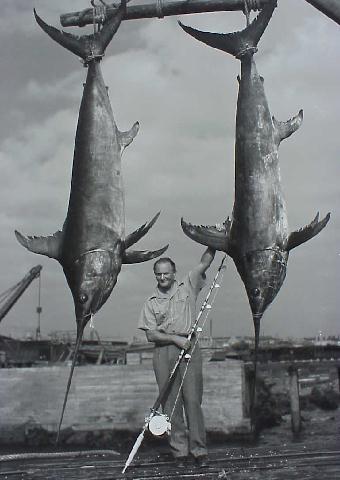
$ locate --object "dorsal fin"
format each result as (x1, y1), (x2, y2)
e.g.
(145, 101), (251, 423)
(15, 230), (63, 260)
(123, 244), (169, 264)
(119, 121), (140, 151)
(181, 218), (231, 254)
(273, 110), (303, 144)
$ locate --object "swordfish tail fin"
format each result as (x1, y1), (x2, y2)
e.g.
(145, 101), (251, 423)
(34, 0), (126, 62)
(178, 1), (277, 58)
(56, 319), (86, 444)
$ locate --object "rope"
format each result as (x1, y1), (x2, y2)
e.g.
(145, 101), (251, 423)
(245, 0), (262, 10)
(156, 0), (164, 19)
(169, 254), (228, 421)
(243, 0), (251, 26)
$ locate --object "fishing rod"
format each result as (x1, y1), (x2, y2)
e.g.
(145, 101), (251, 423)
(122, 253), (228, 473)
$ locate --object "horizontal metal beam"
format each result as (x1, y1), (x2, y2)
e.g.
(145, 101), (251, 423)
(60, 0), (270, 28)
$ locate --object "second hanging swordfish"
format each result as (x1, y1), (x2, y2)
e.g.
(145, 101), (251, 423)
(179, 2), (330, 359)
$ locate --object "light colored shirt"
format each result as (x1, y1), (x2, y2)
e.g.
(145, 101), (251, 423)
(138, 266), (206, 335)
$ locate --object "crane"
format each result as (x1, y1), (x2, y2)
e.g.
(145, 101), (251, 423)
(0, 265), (42, 326)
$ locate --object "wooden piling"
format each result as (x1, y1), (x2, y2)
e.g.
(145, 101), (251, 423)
(288, 365), (301, 434)
(243, 364), (256, 418)
(60, 0), (270, 27)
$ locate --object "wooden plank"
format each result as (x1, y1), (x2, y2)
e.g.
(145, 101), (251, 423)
(1, 448), (340, 479)
(0, 361), (247, 436)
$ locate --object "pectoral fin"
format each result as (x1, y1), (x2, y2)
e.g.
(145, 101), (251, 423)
(181, 217), (231, 253)
(15, 230), (63, 260)
(125, 212), (161, 249)
(123, 244), (169, 264)
(286, 212), (330, 251)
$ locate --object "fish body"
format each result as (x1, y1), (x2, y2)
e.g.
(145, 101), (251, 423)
(15, 2), (167, 437)
(60, 59), (130, 324)
(16, 2), (167, 329)
(230, 52), (291, 320)
(179, 2), (330, 349)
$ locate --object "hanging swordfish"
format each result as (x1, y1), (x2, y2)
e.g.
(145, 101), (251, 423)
(15, 0), (167, 439)
(179, 2), (330, 365)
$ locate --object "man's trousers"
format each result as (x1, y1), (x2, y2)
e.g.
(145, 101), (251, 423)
(152, 341), (207, 459)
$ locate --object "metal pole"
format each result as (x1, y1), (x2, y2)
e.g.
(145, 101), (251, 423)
(36, 273), (42, 340)
(60, 0), (270, 27)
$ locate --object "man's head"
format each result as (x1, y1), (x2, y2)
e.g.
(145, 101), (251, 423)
(153, 257), (176, 291)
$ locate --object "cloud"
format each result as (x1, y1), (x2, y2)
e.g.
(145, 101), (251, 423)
(0, 0), (339, 340)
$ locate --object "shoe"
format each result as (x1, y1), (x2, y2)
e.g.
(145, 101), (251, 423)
(195, 455), (209, 468)
(173, 456), (188, 468)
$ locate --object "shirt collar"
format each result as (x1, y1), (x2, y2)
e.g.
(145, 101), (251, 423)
(148, 279), (184, 301)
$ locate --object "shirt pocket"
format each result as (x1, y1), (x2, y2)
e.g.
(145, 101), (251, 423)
(152, 307), (168, 326)
(174, 292), (189, 318)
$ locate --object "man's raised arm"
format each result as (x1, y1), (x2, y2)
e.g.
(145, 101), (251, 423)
(197, 247), (216, 277)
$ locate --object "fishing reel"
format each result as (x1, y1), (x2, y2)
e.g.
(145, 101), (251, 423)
(146, 411), (171, 437)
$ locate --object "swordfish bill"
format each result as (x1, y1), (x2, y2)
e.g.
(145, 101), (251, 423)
(15, 0), (167, 440)
(179, 0), (330, 386)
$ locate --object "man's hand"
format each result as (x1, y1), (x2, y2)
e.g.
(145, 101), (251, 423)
(174, 336), (191, 351)
(146, 329), (191, 350)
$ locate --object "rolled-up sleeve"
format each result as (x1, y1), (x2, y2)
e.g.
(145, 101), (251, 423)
(138, 300), (157, 331)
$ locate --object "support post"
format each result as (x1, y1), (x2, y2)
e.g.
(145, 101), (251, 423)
(60, 0), (270, 27)
(244, 363), (256, 418)
(288, 365), (301, 434)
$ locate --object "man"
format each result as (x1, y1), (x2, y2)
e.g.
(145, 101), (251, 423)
(138, 247), (215, 467)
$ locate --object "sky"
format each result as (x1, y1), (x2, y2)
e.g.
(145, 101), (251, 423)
(0, 0), (339, 342)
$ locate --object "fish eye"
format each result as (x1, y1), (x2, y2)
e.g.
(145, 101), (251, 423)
(79, 293), (88, 304)
(252, 288), (260, 297)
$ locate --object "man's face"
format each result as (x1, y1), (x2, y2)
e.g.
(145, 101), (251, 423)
(154, 262), (175, 291)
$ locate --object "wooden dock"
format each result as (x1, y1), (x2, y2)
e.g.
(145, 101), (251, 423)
(1, 444), (340, 479)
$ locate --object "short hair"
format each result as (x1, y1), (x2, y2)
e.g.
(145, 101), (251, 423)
(153, 257), (176, 273)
